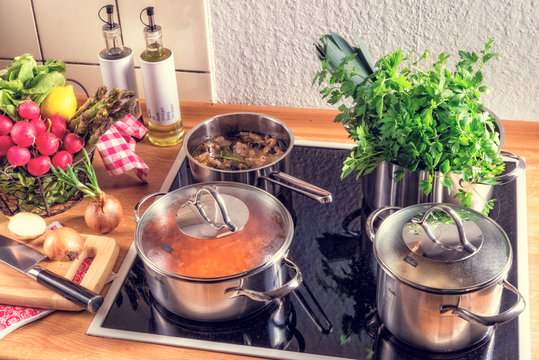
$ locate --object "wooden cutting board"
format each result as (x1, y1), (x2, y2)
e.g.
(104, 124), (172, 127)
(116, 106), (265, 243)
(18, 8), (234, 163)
(0, 223), (119, 311)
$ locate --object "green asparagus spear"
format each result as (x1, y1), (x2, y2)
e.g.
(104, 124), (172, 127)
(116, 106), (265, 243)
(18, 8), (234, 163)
(70, 86), (107, 121)
(86, 118), (114, 147)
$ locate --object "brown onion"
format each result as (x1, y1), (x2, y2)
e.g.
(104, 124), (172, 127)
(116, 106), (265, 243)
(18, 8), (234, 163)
(42, 227), (84, 261)
(84, 192), (123, 234)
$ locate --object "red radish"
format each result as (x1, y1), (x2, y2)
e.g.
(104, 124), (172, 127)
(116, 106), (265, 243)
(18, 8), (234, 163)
(6, 146), (31, 166)
(27, 155), (51, 176)
(18, 100), (40, 120)
(10, 121), (37, 147)
(47, 115), (67, 140)
(51, 150), (73, 169)
(35, 132), (60, 156)
(0, 115), (13, 135)
(29, 117), (47, 134)
(0, 135), (14, 156)
(63, 133), (84, 154)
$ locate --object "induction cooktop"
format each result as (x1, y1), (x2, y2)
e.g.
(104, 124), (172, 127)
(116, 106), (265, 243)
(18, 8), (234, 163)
(88, 140), (530, 360)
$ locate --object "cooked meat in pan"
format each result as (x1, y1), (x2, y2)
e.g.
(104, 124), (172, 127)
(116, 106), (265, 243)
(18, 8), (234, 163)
(192, 131), (286, 170)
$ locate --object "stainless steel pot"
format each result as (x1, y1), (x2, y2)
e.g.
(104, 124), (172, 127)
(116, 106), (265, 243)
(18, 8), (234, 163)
(184, 112), (332, 204)
(362, 150), (525, 212)
(134, 182), (302, 322)
(366, 203), (525, 352)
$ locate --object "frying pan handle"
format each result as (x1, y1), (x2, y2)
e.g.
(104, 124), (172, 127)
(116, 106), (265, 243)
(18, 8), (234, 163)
(440, 280), (526, 327)
(134, 192), (167, 223)
(259, 171), (332, 204)
(224, 258), (303, 302)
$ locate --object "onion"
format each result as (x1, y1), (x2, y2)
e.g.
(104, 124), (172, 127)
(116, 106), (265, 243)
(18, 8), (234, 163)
(84, 192), (123, 234)
(7, 212), (47, 240)
(50, 148), (124, 234)
(42, 227), (85, 261)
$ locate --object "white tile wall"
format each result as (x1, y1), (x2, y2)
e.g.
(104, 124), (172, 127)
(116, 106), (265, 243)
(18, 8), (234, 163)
(0, 0), (41, 59)
(0, 0), (213, 102)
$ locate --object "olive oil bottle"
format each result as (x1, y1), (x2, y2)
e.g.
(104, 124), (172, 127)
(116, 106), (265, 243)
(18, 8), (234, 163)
(98, 5), (143, 132)
(139, 7), (184, 146)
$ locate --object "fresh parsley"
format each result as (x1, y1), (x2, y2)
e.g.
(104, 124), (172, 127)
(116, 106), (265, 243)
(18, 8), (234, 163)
(314, 37), (504, 213)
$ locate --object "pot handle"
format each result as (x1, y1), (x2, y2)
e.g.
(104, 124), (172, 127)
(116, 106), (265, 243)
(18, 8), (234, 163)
(134, 192), (168, 223)
(365, 206), (402, 242)
(224, 258), (303, 302)
(258, 171), (332, 204)
(491, 150), (526, 185)
(440, 280), (526, 327)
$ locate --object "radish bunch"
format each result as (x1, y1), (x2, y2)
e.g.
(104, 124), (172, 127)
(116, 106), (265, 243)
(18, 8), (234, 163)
(0, 100), (85, 176)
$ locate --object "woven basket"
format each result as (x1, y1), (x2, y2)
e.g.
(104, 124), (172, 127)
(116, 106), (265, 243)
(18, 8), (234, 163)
(0, 150), (93, 217)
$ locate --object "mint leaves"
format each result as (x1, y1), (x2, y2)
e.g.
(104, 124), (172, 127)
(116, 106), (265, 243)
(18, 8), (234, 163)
(314, 37), (503, 213)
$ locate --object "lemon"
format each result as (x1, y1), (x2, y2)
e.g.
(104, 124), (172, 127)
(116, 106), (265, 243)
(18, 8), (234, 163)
(40, 84), (78, 121)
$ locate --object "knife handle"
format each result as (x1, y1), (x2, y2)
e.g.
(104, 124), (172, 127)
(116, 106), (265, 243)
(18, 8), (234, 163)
(27, 265), (104, 313)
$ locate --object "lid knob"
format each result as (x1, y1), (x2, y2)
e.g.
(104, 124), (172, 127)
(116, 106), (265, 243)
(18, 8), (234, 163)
(404, 204), (483, 261)
(176, 186), (249, 239)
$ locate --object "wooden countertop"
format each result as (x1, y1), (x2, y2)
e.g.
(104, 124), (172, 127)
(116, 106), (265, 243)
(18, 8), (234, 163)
(0, 101), (537, 359)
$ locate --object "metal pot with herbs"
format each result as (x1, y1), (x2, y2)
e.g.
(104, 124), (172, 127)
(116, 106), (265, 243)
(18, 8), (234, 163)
(313, 34), (524, 214)
(0, 54), (138, 216)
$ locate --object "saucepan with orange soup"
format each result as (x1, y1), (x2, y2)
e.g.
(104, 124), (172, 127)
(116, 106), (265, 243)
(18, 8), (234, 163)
(134, 182), (303, 322)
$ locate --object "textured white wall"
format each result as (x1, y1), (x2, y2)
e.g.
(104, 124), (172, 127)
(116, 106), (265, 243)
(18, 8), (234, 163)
(208, 0), (538, 121)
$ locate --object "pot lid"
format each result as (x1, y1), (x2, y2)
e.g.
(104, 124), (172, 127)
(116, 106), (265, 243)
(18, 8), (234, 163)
(373, 203), (512, 292)
(135, 182), (293, 280)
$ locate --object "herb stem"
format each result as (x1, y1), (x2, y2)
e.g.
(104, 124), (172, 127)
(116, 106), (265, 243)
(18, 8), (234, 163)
(50, 148), (102, 200)
(215, 148), (245, 163)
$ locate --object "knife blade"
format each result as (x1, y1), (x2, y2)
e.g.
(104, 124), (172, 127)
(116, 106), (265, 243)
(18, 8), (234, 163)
(0, 234), (103, 312)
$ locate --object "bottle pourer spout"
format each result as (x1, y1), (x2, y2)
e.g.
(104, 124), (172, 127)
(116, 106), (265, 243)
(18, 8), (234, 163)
(140, 6), (157, 31)
(105, 5), (114, 28)
(98, 4), (116, 29)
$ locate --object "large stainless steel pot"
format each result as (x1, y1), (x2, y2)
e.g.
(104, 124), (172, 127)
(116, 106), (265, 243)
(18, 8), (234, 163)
(362, 150), (525, 212)
(366, 203), (525, 352)
(134, 182), (302, 322)
(184, 112), (332, 204)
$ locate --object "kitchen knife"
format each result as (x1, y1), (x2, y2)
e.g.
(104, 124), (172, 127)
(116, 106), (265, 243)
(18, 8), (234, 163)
(0, 234), (103, 312)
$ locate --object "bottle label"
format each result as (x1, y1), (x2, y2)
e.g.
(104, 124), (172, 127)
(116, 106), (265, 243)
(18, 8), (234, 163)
(140, 54), (181, 126)
(99, 51), (139, 97)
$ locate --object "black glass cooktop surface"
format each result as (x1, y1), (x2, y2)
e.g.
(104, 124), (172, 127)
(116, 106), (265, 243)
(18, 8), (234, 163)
(88, 142), (530, 360)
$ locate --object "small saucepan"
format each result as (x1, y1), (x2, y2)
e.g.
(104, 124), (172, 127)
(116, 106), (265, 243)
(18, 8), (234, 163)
(134, 182), (303, 322)
(183, 112), (332, 204)
(366, 203), (525, 352)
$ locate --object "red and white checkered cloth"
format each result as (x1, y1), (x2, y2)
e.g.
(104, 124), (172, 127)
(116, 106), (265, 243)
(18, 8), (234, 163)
(96, 115), (149, 182)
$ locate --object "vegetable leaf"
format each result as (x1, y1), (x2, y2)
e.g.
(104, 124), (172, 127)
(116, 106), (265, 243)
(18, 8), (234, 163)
(0, 54), (66, 121)
(314, 36), (503, 213)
